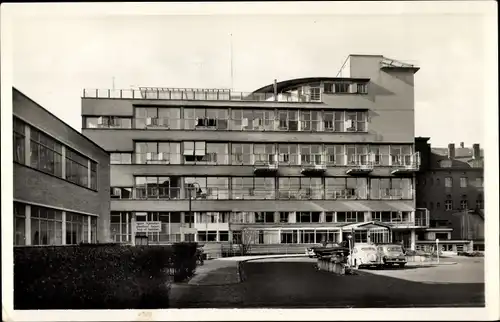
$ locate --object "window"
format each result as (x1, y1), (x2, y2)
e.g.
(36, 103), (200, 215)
(66, 212), (91, 244)
(134, 107), (181, 129)
(343, 111), (367, 132)
(370, 178), (412, 200)
(14, 202), (26, 245)
(253, 144), (276, 164)
(440, 160), (452, 168)
(86, 116), (132, 129)
(110, 212), (132, 242)
(280, 212), (290, 223)
(324, 82), (333, 93)
(277, 110), (299, 131)
(337, 211), (364, 223)
(183, 141), (206, 162)
(110, 153), (132, 164)
(437, 202), (441, 209)
(135, 142), (181, 164)
(295, 212), (321, 223)
(325, 212), (335, 222)
(278, 144), (299, 165)
(300, 110), (322, 131)
(280, 230), (298, 244)
(231, 143), (253, 165)
(476, 196), (483, 209)
(254, 212), (275, 223)
(445, 177), (453, 188)
(197, 231), (217, 242)
(326, 177), (367, 199)
(232, 177), (275, 199)
(445, 199), (453, 211)
(30, 127), (63, 177)
(90, 161), (97, 190)
(219, 231), (229, 242)
(189, 108), (228, 130)
(135, 176), (182, 199)
(300, 144), (323, 165)
(31, 206), (63, 245)
(323, 111), (334, 131)
(13, 117), (25, 163)
(65, 148), (89, 188)
(460, 198), (468, 210)
(460, 177), (468, 188)
(334, 82), (350, 93)
(111, 187), (133, 199)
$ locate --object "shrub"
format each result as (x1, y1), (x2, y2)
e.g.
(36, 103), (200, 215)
(14, 243), (196, 310)
(172, 242), (198, 282)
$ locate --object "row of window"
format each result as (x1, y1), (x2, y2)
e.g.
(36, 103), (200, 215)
(112, 177), (414, 200)
(13, 202), (98, 246)
(112, 142), (416, 166)
(109, 210), (419, 244)
(13, 117), (98, 190)
(85, 109), (368, 132)
(418, 176), (483, 188)
(421, 197), (483, 211)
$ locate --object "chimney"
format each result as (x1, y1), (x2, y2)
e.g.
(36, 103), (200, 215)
(273, 79), (278, 102)
(473, 143), (480, 159)
(460, 142), (464, 148)
(448, 143), (455, 159)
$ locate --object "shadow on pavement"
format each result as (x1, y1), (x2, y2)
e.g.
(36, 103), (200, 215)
(170, 261), (485, 308)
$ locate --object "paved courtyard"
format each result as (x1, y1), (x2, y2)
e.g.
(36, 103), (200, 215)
(169, 256), (484, 308)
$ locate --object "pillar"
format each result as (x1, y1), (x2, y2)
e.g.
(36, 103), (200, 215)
(24, 126), (31, 165)
(410, 229), (416, 251)
(25, 204), (32, 245)
(337, 229), (343, 243)
(61, 211), (66, 245)
(131, 213), (136, 246)
(61, 146), (66, 179)
(319, 211), (325, 223)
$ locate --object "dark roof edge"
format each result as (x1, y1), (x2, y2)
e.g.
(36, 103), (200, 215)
(13, 87), (109, 155)
(252, 77), (371, 94)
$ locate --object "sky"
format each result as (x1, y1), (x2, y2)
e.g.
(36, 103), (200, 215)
(5, 2), (496, 147)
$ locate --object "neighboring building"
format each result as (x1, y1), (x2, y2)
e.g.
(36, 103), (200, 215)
(81, 54), (427, 252)
(13, 88), (111, 246)
(415, 138), (484, 251)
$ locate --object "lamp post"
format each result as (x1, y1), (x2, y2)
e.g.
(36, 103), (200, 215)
(347, 234), (353, 266)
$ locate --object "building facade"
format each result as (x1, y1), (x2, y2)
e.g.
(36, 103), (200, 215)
(415, 138), (484, 251)
(81, 54), (427, 251)
(13, 88), (111, 246)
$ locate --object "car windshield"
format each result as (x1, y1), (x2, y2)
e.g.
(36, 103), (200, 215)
(387, 246), (402, 252)
(361, 247), (376, 251)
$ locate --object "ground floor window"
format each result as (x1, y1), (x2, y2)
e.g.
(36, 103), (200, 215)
(198, 230), (217, 242)
(354, 230), (368, 243)
(14, 202), (97, 246)
(111, 212), (132, 243)
(14, 202), (26, 246)
(31, 205), (64, 245)
(281, 230), (298, 244)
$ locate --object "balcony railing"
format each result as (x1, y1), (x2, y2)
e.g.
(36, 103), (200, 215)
(391, 152), (421, 174)
(111, 187), (413, 201)
(83, 88), (318, 103)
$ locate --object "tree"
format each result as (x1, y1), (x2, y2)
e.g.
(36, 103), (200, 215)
(230, 227), (258, 256)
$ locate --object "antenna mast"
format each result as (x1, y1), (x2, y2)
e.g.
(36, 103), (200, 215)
(230, 33), (234, 90)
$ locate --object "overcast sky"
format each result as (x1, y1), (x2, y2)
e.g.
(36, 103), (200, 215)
(6, 2), (495, 147)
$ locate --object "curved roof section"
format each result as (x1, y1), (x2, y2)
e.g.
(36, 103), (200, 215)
(252, 77), (370, 94)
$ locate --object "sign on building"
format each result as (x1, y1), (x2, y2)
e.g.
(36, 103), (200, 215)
(135, 221), (162, 233)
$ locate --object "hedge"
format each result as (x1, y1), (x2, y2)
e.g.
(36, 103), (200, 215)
(14, 242), (198, 310)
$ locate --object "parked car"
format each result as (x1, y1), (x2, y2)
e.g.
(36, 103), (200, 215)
(347, 243), (380, 269)
(376, 243), (407, 268)
(310, 242), (350, 259)
(305, 244), (320, 258)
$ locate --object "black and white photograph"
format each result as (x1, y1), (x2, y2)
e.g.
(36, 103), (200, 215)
(1, 1), (498, 321)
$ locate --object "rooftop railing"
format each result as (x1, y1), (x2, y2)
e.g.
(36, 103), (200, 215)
(83, 88), (314, 103)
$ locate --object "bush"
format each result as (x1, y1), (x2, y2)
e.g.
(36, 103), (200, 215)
(14, 243), (197, 310)
(172, 242), (198, 282)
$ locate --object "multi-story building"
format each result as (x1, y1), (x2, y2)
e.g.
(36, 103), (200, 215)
(81, 54), (427, 252)
(13, 88), (111, 246)
(415, 138), (484, 252)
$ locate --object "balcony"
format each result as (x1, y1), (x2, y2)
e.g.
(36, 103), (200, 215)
(301, 158), (327, 176)
(325, 189), (363, 200)
(277, 188), (324, 200)
(253, 154), (279, 175)
(391, 152), (420, 174)
(82, 88), (317, 103)
(345, 155), (374, 175)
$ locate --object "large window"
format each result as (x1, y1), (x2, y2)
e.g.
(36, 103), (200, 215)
(135, 142), (181, 164)
(184, 108), (229, 130)
(325, 177), (367, 199)
(110, 212), (132, 243)
(65, 148), (89, 188)
(85, 116), (132, 129)
(31, 206), (63, 245)
(370, 178), (412, 199)
(445, 177), (453, 188)
(135, 107), (181, 129)
(232, 177), (275, 199)
(460, 177), (468, 188)
(253, 144), (276, 164)
(296, 212), (321, 223)
(14, 202), (26, 245)
(345, 111), (367, 132)
(66, 212), (90, 245)
(135, 176), (182, 199)
(30, 127), (63, 177)
(278, 144), (299, 165)
(13, 117), (25, 163)
(277, 110), (299, 131)
(300, 110), (322, 131)
(231, 143), (253, 165)
(337, 211), (364, 223)
(300, 144), (323, 165)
